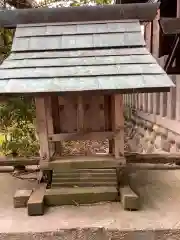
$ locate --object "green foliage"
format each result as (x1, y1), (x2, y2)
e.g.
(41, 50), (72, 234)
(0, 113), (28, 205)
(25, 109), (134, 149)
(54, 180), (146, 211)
(0, 97), (39, 156)
(37, 0), (112, 9)
(0, 29), (14, 60)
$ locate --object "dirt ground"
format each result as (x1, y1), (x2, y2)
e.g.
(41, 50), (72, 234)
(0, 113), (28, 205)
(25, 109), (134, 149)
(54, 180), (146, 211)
(0, 169), (180, 239)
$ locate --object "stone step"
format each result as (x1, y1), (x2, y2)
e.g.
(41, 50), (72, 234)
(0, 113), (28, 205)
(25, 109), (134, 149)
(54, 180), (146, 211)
(50, 156), (122, 172)
(52, 177), (117, 183)
(53, 171), (116, 178)
(51, 181), (117, 188)
(45, 186), (118, 206)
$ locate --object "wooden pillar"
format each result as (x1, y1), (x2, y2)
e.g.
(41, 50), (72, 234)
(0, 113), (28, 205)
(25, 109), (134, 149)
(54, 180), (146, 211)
(176, 76), (180, 120)
(125, 94), (128, 106)
(145, 22), (152, 53)
(135, 93), (138, 109)
(158, 56), (167, 117)
(127, 94), (129, 106)
(35, 96), (54, 168)
(152, 10), (160, 59)
(51, 96), (61, 155)
(111, 94), (125, 162)
(130, 94), (132, 108)
(177, 0), (180, 17)
(144, 93), (148, 112)
(141, 93), (145, 111)
(147, 93), (153, 113)
(138, 94), (141, 110)
(128, 94), (131, 107)
(167, 76), (176, 120)
(77, 96), (84, 132)
(151, 10), (160, 115)
(132, 93), (135, 109)
(176, 0), (180, 120)
(152, 92), (160, 115)
(138, 93), (140, 110)
(160, 92), (167, 117)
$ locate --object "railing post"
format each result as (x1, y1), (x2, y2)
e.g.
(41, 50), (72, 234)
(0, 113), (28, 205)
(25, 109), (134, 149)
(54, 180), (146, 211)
(176, 76), (180, 121)
(167, 76), (176, 120)
(151, 10), (160, 116)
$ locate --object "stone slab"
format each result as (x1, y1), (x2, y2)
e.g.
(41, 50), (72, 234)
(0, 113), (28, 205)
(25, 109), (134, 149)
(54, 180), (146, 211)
(27, 183), (47, 216)
(120, 185), (140, 210)
(13, 189), (32, 208)
(51, 181), (117, 188)
(49, 156), (123, 171)
(45, 186), (118, 206)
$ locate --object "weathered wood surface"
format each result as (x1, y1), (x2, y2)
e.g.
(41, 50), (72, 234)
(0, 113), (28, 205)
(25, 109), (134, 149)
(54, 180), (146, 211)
(0, 166), (39, 173)
(125, 152), (180, 164)
(0, 3), (159, 28)
(125, 163), (180, 170)
(159, 18), (180, 35)
(57, 95), (106, 133)
(48, 131), (118, 141)
(35, 97), (50, 169)
(113, 94), (125, 161)
(45, 186), (118, 206)
(0, 157), (39, 166)
(45, 96), (55, 157)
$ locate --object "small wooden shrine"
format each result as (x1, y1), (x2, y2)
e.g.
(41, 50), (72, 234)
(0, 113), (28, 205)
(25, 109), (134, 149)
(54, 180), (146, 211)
(0, 3), (175, 215)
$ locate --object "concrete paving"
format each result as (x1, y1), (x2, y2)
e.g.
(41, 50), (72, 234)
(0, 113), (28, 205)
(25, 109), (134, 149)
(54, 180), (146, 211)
(0, 170), (180, 239)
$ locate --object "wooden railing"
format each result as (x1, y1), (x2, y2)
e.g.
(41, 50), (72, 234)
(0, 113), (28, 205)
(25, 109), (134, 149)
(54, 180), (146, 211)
(123, 75), (180, 136)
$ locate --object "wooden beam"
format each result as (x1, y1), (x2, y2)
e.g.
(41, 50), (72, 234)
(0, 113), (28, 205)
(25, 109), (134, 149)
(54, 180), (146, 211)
(125, 152), (180, 164)
(1, 153), (180, 168)
(0, 157), (39, 166)
(0, 3), (160, 28)
(77, 96), (84, 132)
(48, 131), (119, 141)
(159, 18), (180, 35)
(49, 156), (125, 171)
(126, 163), (180, 170)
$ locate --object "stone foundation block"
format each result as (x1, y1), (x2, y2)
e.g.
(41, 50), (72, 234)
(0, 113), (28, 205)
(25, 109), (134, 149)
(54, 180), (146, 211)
(120, 186), (140, 211)
(14, 189), (32, 208)
(27, 183), (47, 216)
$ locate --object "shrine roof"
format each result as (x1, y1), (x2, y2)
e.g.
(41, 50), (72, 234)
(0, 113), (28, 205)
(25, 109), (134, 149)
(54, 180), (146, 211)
(0, 20), (174, 94)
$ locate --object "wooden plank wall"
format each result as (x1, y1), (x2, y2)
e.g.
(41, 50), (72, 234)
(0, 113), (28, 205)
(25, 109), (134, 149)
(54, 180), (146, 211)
(124, 1), (180, 126)
(58, 95), (106, 133)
